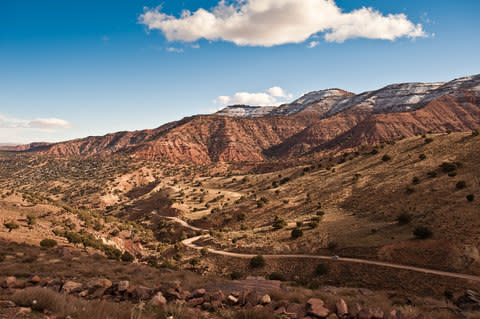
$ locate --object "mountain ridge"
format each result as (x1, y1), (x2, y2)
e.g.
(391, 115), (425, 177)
(8, 74), (480, 163)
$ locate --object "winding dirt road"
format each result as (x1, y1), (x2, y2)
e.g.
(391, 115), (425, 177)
(166, 217), (480, 283)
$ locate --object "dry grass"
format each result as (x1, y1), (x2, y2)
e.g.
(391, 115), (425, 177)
(11, 287), (144, 319)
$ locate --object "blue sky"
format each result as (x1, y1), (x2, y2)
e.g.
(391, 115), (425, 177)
(1, 0), (479, 143)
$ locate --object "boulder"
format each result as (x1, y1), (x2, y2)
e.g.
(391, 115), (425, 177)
(336, 299), (348, 317)
(62, 281), (83, 293)
(306, 298), (329, 318)
(87, 278), (112, 289)
(327, 314), (339, 319)
(260, 294), (271, 305)
(189, 288), (206, 299)
(165, 288), (182, 301)
(210, 290), (226, 303)
(150, 292), (167, 306)
(117, 280), (129, 292)
(188, 297), (204, 307)
(286, 303), (306, 318)
(3, 276), (16, 288)
(30, 275), (41, 284)
(227, 295), (238, 305)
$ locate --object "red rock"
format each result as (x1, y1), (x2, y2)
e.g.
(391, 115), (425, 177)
(306, 298), (329, 318)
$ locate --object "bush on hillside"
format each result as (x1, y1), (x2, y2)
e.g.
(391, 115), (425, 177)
(40, 239), (57, 248)
(250, 255), (266, 268)
(414, 226), (433, 239)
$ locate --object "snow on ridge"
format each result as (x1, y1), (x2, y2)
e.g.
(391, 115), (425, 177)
(215, 75), (480, 118)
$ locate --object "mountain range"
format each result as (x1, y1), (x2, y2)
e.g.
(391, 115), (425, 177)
(7, 74), (480, 163)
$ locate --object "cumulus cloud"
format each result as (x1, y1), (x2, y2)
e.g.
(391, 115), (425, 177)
(307, 41), (320, 48)
(0, 114), (73, 130)
(139, 0), (426, 47)
(166, 47), (184, 53)
(216, 87), (292, 106)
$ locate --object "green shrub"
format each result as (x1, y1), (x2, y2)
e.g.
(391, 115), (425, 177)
(272, 216), (287, 230)
(412, 177), (420, 185)
(414, 226), (433, 239)
(40, 239), (57, 248)
(250, 255), (266, 268)
(441, 162), (461, 173)
(4, 221), (19, 232)
(268, 272), (285, 281)
(382, 155), (392, 162)
(291, 228), (303, 239)
(397, 212), (413, 225)
(121, 251), (134, 262)
(230, 271), (243, 280)
(327, 241), (339, 251)
(314, 263), (330, 276)
(472, 129), (479, 137)
(424, 137), (434, 144)
(419, 154), (427, 160)
(27, 214), (37, 226)
(456, 181), (467, 190)
(427, 171), (437, 178)
(467, 194), (475, 202)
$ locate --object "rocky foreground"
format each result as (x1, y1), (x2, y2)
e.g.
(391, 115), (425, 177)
(2, 274), (479, 318)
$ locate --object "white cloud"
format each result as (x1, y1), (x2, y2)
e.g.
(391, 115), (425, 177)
(0, 114), (73, 130)
(139, 0), (426, 47)
(307, 41), (319, 48)
(216, 86), (292, 106)
(166, 47), (184, 53)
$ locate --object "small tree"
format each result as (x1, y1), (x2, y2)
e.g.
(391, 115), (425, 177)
(466, 194), (475, 202)
(121, 251), (134, 262)
(27, 215), (37, 226)
(250, 255), (266, 268)
(291, 228), (303, 239)
(397, 212), (413, 225)
(419, 154), (427, 161)
(4, 221), (19, 232)
(382, 155), (392, 162)
(456, 181), (467, 190)
(40, 239), (57, 248)
(314, 263), (330, 276)
(414, 226), (433, 239)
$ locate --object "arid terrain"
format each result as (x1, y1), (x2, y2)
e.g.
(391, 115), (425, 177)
(1, 76), (480, 318)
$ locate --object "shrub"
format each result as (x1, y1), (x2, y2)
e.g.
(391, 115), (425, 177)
(419, 154), (427, 160)
(382, 154), (392, 162)
(296, 221), (303, 227)
(441, 162), (461, 173)
(456, 181), (467, 190)
(200, 247), (209, 256)
(4, 221), (19, 232)
(314, 263), (330, 276)
(327, 241), (339, 251)
(291, 228), (303, 239)
(427, 171), (437, 178)
(272, 216), (287, 230)
(40, 239), (57, 248)
(424, 137), (434, 144)
(27, 214), (37, 226)
(406, 186), (415, 194)
(467, 194), (475, 202)
(397, 212), (413, 225)
(230, 271), (243, 280)
(268, 272), (285, 281)
(250, 255), (266, 268)
(237, 212), (246, 221)
(472, 129), (479, 137)
(412, 177), (420, 185)
(121, 251), (134, 262)
(414, 226), (433, 239)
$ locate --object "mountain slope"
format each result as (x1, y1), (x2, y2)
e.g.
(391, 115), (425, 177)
(11, 74), (480, 163)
